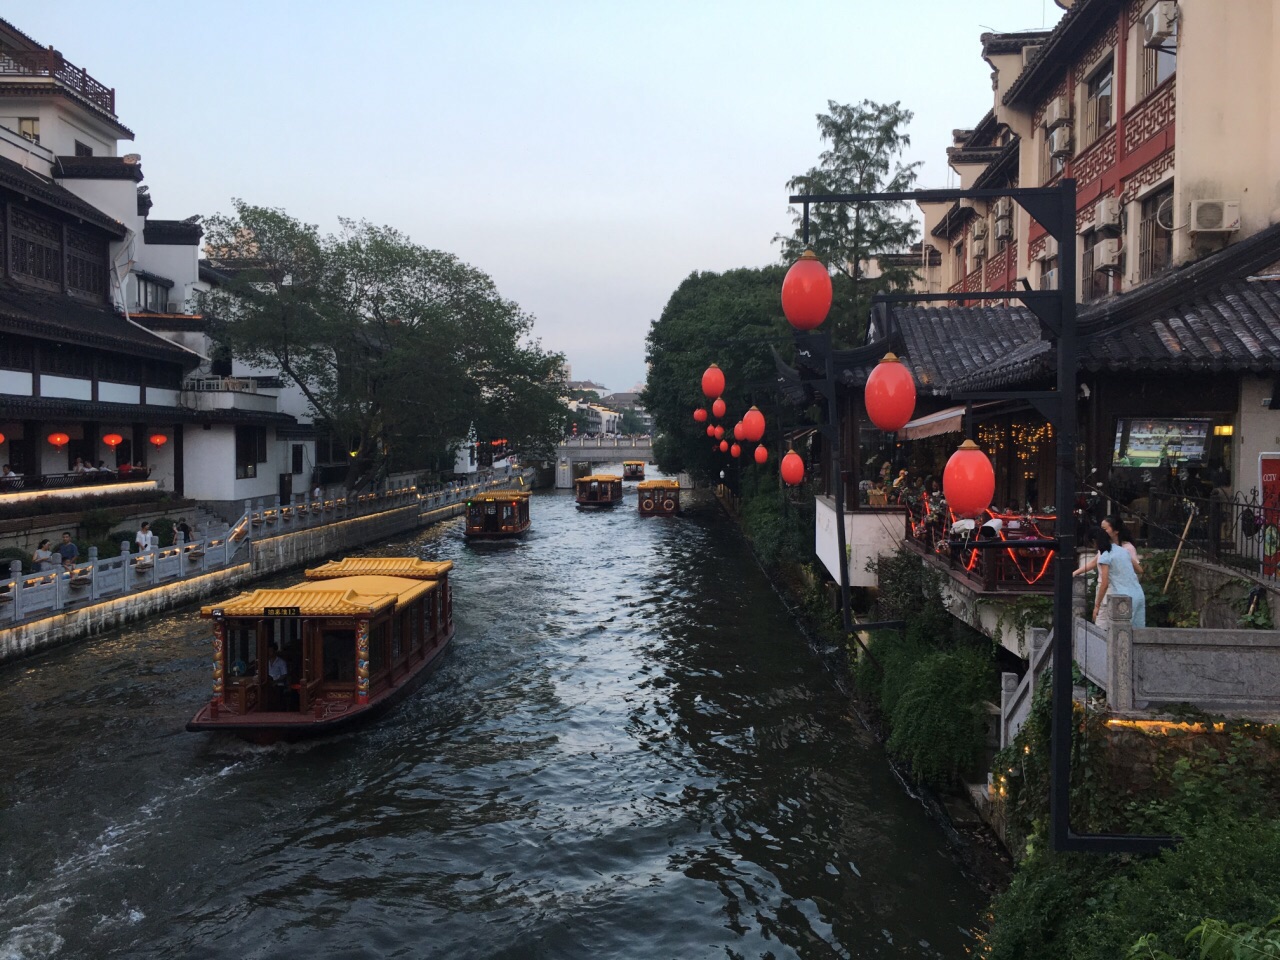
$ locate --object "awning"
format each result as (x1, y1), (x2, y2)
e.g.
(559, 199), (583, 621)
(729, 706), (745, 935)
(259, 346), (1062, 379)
(898, 402), (1002, 440)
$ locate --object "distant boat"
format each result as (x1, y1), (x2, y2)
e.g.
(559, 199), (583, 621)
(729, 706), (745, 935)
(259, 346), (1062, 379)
(575, 474), (623, 509)
(637, 479), (680, 516)
(186, 557), (454, 743)
(622, 460), (645, 481)
(465, 488), (532, 539)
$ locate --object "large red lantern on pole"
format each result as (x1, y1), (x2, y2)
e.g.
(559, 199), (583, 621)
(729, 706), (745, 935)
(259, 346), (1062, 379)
(711, 397), (727, 419)
(943, 439), (996, 518)
(730, 443), (741, 458)
(741, 406), (766, 443)
(864, 353), (917, 432)
(781, 250), (832, 331)
(701, 364), (725, 399)
(753, 444), (768, 465)
(693, 408), (708, 423)
(780, 450), (805, 486)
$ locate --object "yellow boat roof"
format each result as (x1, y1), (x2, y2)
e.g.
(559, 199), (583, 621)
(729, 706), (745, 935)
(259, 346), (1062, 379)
(623, 460), (645, 465)
(201, 575), (437, 619)
(577, 474), (621, 483)
(304, 557), (453, 580)
(637, 479), (679, 491)
(471, 489), (531, 501)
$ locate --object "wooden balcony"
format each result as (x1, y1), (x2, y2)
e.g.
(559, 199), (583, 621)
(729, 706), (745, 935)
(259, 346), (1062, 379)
(0, 47), (115, 115)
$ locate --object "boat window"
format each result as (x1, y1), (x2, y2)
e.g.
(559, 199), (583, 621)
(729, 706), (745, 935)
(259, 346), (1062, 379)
(391, 613), (403, 661)
(268, 618), (302, 669)
(225, 621), (257, 678)
(370, 622), (389, 675)
(411, 604), (422, 648)
(322, 630), (355, 682)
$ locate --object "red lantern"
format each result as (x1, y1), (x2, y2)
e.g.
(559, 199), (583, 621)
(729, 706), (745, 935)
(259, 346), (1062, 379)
(102, 433), (123, 448)
(730, 443), (741, 458)
(714, 425), (725, 440)
(780, 450), (805, 485)
(732, 421), (744, 440)
(701, 364), (725, 399)
(693, 408), (708, 423)
(781, 250), (832, 331)
(0, 432), (5, 445)
(754, 444), (768, 465)
(711, 397), (726, 419)
(741, 406), (766, 442)
(47, 432), (69, 447)
(864, 353), (917, 432)
(719, 440), (729, 453)
(149, 434), (168, 447)
(943, 439), (996, 518)
(706, 425), (716, 438)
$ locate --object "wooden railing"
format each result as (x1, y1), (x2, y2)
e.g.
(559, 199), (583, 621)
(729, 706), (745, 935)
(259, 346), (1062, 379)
(0, 47), (115, 115)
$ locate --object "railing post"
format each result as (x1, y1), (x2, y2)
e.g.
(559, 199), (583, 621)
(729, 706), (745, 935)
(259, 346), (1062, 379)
(1000, 671), (1020, 749)
(88, 546), (99, 601)
(8, 560), (22, 620)
(1106, 594), (1135, 712)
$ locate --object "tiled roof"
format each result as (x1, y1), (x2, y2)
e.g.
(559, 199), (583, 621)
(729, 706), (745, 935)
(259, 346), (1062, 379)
(892, 303), (1047, 396)
(1003, 0), (1119, 107)
(54, 155), (144, 182)
(981, 29), (1052, 58)
(0, 154), (125, 236)
(0, 394), (299, 428)
(305, 558), (452, 581)
(144, 218), (203, 245)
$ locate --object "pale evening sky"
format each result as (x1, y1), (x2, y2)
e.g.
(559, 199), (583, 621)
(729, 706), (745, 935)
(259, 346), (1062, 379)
(25, 1), (1058, 394)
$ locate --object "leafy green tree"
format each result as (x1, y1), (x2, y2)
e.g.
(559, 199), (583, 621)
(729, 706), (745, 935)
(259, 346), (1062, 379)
(642, 265), (790, 484)
(201, 201), (567, 489)
(777, 100), (922, 344)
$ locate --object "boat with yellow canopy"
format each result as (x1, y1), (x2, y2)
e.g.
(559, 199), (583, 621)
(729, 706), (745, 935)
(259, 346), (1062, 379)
(622, 460), (645, 481)
(464, 488), (532, 539)
(575, 474), (623, 509)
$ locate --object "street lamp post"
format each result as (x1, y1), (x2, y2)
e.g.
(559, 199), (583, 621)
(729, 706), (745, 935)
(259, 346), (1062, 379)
(786, 179), (1173, 855)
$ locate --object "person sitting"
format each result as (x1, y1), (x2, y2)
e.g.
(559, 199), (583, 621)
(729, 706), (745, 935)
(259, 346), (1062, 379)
(267, 646), (291, 710)
(117, 461), (133, 478)
(72, 457), (88, 473)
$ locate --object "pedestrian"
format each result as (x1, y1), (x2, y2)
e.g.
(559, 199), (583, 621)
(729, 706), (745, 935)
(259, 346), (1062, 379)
(1074, 515), (1142, 578)
(135, 521), (152, 552)
(32, 538), (54, 572)
(1091, 527), (1146, 628)
(56, 532), (78, 570)
(175, 517), (193, 543)
(312, 484), (321, 502)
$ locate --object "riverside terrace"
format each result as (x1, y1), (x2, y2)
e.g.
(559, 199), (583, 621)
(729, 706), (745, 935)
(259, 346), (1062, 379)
(0, 465), (153, 495)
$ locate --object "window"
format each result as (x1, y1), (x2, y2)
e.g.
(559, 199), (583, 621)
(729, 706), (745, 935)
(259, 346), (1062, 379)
(1140, 13), (1177, 97)
(11, 209), (61, 291)
(98, 354), (139, 383)
(0, 339), (33, 370)
(292, 444), (305, 475)
(953, 242), (966, 281)
(1082, 60), (1114, 147)
(42, 343), (94, 378)
(1138, 183), (1174, 280)
(73, 140), (93, 157)
(1040, 126), (1066, 183)
(66, 227), (107, 300)
(1039, 255), (1059, 290)
(18, 118), (38, 143)
(136, 276), (171, 312)
(1081, 230), (1117, 303)
(235, 426), (267, 479)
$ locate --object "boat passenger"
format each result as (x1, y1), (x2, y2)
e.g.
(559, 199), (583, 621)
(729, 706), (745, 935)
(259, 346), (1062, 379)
(268, 646), (292, 710)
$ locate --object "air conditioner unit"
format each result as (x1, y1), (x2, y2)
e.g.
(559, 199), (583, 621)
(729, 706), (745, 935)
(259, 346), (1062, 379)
(995, 218), (1013, 241)
(1045, 95), (1071, 130)
(1144, 1), (1177, 48)
(1022, 44), (1043, 67)
(1049, 125), (1072, 158)
(1096, 195), (1122, 228)
(972, 235), (988, 260)
(1095, 237), (1121, 268)
(166, 301), (180, 313)
(1190, 199), (1241, 234)
(1041, 267), (1059, 290)
(993, 197), (1013, 221)
(972, 219), (989, 240)
(1038, 235), (1059, 260)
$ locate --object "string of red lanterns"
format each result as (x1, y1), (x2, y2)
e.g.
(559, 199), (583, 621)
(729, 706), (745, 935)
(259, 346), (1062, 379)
(696, 363), (776, 474)
(711, 397), (726, 419)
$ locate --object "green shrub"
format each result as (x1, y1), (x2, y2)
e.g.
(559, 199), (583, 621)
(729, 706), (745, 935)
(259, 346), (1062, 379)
(0, 546), (30, 575)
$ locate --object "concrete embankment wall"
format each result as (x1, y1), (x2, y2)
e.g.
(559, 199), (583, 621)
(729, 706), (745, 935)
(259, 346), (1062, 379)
(0, 501), (464, 664)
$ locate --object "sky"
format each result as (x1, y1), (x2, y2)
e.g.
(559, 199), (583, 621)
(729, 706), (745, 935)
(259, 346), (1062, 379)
(25, 1), (1059, 394)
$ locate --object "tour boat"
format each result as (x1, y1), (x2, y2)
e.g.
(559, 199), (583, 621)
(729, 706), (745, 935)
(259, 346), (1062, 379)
(622, 460), (645, 481)
(637, 479), (680, 517)
(575, 474), (623, 509)
(186, 557), (454, 743)
(464, 488), (532, 539)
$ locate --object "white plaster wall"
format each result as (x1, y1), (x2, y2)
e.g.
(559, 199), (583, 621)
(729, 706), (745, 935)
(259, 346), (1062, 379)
(41, 375), (91, 401)
(134, 243), (200, 307)
(0, 122), (54, 172)
(145, 436), (175, 491)
(58, 177), (139, 230)
(99, 382), (140, 404)
(1237, 375), (1280, 493)
(181, 424), (288, 503)
(814, 497), (905, 588)
(0, 370), (33, 395)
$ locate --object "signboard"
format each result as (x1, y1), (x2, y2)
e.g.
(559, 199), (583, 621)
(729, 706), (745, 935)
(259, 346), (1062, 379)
(1260, 453), (1280, 577)
(263, 606), (301, 617)
(1112, 418), (1211, 467)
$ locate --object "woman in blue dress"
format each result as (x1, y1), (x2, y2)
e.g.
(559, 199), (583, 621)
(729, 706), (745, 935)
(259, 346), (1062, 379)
(1092, 528), (1146, 627)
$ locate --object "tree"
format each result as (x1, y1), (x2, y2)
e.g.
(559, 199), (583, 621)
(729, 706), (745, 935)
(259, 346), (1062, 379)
(777, 100), (922, 344)
(200, 201), (567, 489)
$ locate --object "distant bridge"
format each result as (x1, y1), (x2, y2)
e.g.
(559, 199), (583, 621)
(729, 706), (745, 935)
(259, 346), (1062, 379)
(555, 436), (654, 464)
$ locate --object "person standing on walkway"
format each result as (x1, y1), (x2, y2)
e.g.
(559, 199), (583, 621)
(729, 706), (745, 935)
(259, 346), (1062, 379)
(1092, 527), (1146, 628)
(56, 532), (78, 570)
(135, 522), (152, 552)
(32, 539), (54, 572)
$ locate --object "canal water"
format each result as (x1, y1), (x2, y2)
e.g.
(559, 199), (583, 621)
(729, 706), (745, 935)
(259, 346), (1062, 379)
(0, 478), (985, 959)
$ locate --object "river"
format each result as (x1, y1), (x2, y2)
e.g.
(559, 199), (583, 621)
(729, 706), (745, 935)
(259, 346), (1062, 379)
(0, 479), (985, 959)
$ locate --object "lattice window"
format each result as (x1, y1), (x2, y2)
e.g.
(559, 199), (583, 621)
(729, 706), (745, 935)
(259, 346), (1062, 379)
(11, 209), (62, 291)
(66, 227), (107, 300)
(1140, 16), (1177, 97)
(1040, 128), (1065, 185)
(1082, 59), (1114, 148)
(1138, 183), (1174, 280)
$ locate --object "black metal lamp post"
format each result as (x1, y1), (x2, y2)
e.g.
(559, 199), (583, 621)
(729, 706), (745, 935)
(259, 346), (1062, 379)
(786, 179), (1173, 855)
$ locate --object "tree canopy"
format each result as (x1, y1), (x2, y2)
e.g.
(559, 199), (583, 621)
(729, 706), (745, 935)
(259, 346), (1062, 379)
(777, 99), (922, 344)
(200, 201), (567, 488)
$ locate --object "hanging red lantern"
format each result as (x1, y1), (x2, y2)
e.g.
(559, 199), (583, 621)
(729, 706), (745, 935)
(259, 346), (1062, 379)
(754, 444), (768, 465)
(741, 406), (766, 442)
(864, 353), (917, 432)
(714, 425), (725, 440)
(719, 440), (729, 453)
(102, 433), (123, 448)
(47, 432), (70, 447)
(943, 439), (996, 518)
(781, 250), (832, 331)
(732, 422), (744, 440)
(149, 434), (168, 447)
(706, 424), (716, 438)
(730, 443), (741, 458)
(693, 408), (708, 423)
(780, 450), (805, 485)
(701, 364), (725, 399)
(0, 432), (5, 445)
(711, 397), (727, 419)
